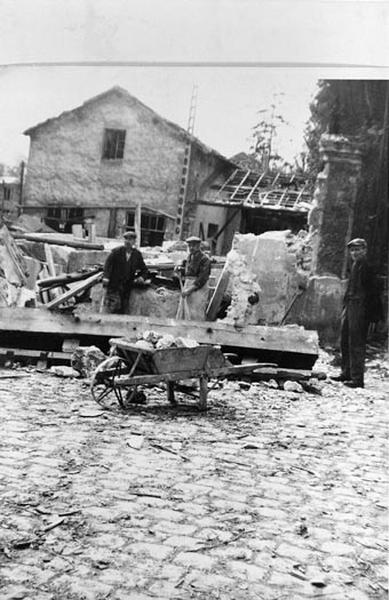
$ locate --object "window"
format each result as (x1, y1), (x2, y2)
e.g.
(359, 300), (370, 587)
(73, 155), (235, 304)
(102, 128), (126, 160)
(45, 206), (85, 233)
(207, 223), (218, 238)
(126, 210), (166, 246)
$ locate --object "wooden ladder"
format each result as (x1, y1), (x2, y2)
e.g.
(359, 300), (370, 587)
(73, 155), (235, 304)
(174, 85), (198, 240)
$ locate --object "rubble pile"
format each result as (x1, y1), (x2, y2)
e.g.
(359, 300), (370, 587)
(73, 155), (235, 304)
(71, 346), (107, 378)
(222, 245), (262, 327)
(133, 330), (199, 351)
(0, 225), (36, 308)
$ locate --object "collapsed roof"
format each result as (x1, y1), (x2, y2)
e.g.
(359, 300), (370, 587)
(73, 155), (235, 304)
(209, 168), (312, 212)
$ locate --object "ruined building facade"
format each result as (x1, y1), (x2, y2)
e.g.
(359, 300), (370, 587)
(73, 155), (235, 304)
(22, 87), (235, 251)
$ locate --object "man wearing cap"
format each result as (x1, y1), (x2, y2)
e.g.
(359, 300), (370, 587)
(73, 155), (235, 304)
(102, 230), (149, 314)
(332, 238), (382, 388)
(176, 236), (211, 320)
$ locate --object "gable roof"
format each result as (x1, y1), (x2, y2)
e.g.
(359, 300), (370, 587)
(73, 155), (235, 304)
(23, 86), (233, 165)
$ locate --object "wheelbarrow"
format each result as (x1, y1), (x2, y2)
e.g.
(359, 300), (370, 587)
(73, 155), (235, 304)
(91, 338), (274, 411)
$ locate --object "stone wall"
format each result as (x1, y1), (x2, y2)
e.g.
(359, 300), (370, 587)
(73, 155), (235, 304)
(24, 94), (185, 217)
(308, 135), (362, 278)
(290, 134), (364, 345)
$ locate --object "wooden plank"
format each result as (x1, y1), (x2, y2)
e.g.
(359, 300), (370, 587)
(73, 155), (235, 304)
(14, 232), (104, 250)
(0, 308), (318, 357)
(252, 367), (326, 381)
(206, 264), (230, 321)
(37, 267), (102, 289)
(44, 244), (56, 277)
(114, 362), (263, 387)
(45, 272), (103, 310)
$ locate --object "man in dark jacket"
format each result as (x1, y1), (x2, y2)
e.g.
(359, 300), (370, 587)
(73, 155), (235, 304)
(102, 230), (148, 314)
(176, 236), (211, 320)
(332, 238), (383, 388)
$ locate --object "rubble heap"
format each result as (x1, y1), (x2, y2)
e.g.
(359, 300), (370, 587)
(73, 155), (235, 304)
(133, 330), (199, 351)
(222, 245), (262, 327)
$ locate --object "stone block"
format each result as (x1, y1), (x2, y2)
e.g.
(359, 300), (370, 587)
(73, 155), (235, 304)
(223, 231), (308, 326)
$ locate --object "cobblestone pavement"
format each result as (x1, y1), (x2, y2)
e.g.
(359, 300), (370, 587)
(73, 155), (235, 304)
(0, 361), (388, 600)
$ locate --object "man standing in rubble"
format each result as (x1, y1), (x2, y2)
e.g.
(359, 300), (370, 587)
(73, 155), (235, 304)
(332, 238), (382, 388)
(102, 230), (148, 314)
(176, 236), (211, 320)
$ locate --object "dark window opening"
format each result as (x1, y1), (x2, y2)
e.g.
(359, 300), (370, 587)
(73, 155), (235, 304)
(3, 187), (11, 201)
(126, 210), (166, 246)
(102, 128), (126, 160)
(45, 206), (85, 233)
(207, 223), (218, 238)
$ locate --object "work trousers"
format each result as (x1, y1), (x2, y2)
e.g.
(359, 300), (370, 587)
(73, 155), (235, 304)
(102, 289), (131, 314)
(176, 277), (209, 321)
(340, 300), (368, 384)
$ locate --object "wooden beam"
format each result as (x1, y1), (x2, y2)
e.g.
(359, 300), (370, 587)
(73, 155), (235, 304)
(0, 308), (319, 357)
(44, 272), (103, 310)
(37, 267), (102, 289)
(206, 264), (230, 321)
(14, 232), (104, 250)
(44, 244), (56, 277)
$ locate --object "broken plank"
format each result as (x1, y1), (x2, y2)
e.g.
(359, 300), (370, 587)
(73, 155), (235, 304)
(14, 232), (104, 250)
(206, 263), (230, 321)
(251, 367), (327, 381)
(45, 272), (103, 310)
(37, 267), (102, 289)
(44, 244), (56, 277)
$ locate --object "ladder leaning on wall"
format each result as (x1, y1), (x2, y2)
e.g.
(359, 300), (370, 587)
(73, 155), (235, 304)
(174, 85), (198, 240)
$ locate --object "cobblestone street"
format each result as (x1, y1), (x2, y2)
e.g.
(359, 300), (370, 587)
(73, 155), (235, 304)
(0, 360), (388, 600)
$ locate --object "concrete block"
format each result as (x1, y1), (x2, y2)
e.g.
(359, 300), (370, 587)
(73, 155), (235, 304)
(225, 231), (308, 326)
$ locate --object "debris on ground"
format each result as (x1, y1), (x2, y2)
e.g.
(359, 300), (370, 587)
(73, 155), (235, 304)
(71, 346), (107, 378)
(48, 365), (80, 378)
(283, 380), (304, 393)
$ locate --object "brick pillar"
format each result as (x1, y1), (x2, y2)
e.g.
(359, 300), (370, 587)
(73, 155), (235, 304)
(308, 134), (362, 278)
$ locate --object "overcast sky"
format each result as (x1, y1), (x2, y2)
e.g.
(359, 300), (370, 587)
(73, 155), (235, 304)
(1, 0), (388, 167)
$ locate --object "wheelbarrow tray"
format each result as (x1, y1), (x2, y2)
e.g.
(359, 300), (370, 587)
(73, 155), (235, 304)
(109, 338), (226, 375)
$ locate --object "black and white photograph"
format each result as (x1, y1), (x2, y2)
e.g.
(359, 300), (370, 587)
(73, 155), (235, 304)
(0, 1), (388, 598)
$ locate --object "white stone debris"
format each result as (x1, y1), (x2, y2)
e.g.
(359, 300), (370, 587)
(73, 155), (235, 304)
(49, 365), (80, 378)
(283, 380), (304, 393)
(71, 346), (107, 378)
(135, 330), (199, 350)
(222, 246), (262, 327)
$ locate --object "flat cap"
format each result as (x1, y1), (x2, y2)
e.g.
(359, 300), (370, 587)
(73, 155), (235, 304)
(347, 237), (367, 248)
(185, 235), (201, 243)
(123, 229), (137, 239)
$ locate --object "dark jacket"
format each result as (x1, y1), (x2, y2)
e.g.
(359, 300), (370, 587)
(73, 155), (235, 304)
(182, 250), (211, 290)
(103, 246), (148, 293)
(344, 258), (383, 323)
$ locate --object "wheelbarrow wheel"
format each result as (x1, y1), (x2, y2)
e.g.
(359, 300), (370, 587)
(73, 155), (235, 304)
(91, 356), (129, 409)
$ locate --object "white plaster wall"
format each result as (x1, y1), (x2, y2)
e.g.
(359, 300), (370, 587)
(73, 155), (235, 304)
(24, 94), (186, 216)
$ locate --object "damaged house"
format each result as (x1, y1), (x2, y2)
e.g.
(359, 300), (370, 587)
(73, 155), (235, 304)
(21, 87), (312, 254)
(22, 86), (237, 253)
